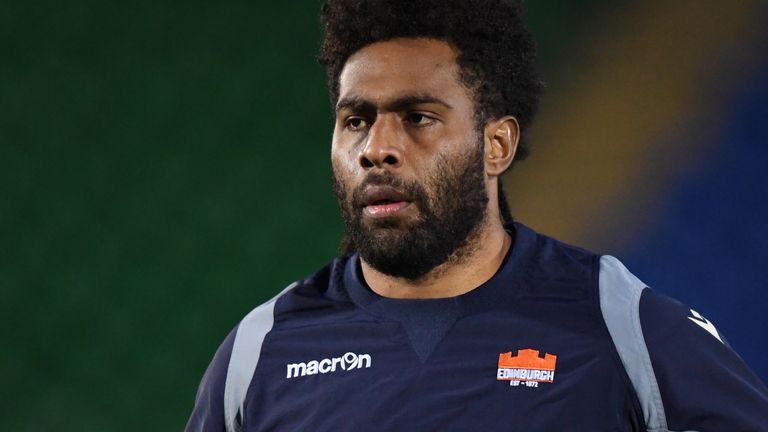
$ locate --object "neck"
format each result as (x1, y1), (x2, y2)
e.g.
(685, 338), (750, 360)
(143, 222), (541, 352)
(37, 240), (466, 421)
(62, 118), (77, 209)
(360, 217), (512, 299)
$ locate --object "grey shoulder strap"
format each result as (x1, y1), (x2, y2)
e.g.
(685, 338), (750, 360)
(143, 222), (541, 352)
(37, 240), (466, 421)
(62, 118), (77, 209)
(224, 282), (297, 432)
(598, 255), (669, 432)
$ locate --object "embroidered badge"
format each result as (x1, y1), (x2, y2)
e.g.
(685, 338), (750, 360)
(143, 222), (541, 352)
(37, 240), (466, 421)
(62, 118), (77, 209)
(497, 348), (557, 387)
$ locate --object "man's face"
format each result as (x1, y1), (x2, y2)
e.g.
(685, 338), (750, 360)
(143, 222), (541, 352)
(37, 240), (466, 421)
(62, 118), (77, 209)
(331, 38), (490, 280)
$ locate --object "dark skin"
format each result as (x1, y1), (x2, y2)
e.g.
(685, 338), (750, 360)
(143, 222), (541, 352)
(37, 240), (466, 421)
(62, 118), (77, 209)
(332, 38), (520, 299)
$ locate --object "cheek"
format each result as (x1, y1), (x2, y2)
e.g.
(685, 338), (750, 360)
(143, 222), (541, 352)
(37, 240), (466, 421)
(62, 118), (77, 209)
(331, 152), (357, 198)
(331, 141), (361, 179)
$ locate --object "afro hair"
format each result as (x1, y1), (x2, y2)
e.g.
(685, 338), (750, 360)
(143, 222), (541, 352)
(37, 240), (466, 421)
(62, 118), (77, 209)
(318, 0), (544, 162)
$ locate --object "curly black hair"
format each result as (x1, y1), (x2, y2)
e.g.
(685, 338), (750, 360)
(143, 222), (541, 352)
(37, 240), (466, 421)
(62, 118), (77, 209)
(318, 0), (544, 165)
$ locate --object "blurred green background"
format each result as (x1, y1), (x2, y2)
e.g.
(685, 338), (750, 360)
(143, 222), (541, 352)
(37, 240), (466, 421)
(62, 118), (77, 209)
(3, 1), (766, 430)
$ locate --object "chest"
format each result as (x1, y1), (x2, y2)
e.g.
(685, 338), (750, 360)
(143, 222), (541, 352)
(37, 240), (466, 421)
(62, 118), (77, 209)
(242, 312), (642, 431)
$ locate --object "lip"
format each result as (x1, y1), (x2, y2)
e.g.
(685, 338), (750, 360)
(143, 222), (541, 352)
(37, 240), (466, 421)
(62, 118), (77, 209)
(360, 185), (412, 218)
(363, 201), (412, 217)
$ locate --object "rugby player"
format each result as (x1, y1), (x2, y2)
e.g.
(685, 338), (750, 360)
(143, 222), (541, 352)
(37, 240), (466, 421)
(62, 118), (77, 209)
(187, 1), (768, 430)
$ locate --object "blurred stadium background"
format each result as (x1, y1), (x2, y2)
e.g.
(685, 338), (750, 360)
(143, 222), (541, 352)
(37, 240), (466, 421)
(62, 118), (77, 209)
(2, 1), (766, 430)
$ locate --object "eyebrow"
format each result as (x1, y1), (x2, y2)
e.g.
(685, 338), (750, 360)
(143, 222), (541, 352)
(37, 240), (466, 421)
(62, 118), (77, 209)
(335, 94), (453, 113)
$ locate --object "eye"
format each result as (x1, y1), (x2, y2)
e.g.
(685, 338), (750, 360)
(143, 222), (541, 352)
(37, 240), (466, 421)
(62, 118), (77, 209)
(405, 113), (435, 127)
(344, 116), (370, 131)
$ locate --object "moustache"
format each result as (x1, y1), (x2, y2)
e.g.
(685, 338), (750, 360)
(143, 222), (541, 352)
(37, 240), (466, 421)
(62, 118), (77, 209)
(350, 172), (424, 209)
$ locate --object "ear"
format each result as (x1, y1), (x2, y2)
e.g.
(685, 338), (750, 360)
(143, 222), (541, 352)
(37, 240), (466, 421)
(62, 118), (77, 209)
(484, 116), (520, 177)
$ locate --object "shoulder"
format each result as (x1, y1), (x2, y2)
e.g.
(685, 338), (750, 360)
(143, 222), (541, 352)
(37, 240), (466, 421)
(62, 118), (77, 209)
(185, 257), (348, 432)
(185, 326), (237, 432)
(270, 256), (353, 319)
(513, 224), (600, 298)
(524, 226), (598, 277)
(596, 255), (768, 431)
(638, 284), (768, 430)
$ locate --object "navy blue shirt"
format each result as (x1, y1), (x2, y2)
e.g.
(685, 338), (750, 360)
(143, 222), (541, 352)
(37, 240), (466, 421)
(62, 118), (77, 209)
(187, 224), (768, 431)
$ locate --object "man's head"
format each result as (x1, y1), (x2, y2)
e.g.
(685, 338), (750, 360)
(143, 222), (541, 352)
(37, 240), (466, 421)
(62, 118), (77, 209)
(319, 0), (542, 280)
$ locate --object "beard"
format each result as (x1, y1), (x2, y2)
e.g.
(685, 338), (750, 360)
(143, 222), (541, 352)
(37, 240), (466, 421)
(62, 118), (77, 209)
(332, 139), (489, 281)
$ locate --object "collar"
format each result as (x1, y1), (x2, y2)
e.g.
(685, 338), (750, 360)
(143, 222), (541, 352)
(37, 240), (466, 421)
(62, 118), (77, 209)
(342, 223), (538, 318)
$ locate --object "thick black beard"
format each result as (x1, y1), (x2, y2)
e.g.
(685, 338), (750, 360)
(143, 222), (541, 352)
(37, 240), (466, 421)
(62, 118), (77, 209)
(332, 141), (488, 281)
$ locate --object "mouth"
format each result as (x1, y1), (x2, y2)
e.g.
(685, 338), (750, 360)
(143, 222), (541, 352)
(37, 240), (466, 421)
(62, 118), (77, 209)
(360, 185), (413, 218)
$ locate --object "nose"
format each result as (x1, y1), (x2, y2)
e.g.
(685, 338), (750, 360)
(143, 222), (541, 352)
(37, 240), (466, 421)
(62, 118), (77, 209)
(358, 115), (403, 169)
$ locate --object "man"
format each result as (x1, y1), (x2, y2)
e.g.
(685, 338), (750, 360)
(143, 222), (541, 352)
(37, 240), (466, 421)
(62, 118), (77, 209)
(186, 0), (768, 430)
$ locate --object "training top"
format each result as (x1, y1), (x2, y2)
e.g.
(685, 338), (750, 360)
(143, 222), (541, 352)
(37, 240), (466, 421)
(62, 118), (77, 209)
(186, 224), (768, 431)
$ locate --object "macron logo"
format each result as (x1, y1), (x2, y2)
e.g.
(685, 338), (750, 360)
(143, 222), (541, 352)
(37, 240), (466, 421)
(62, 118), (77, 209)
(286, 352), (372, 379)
(688, 309), (724, 344)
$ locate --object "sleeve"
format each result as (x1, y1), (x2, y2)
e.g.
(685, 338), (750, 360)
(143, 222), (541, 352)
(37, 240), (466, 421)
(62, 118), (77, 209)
(185, 326), (238, 432)
(640, 289), (768, 431)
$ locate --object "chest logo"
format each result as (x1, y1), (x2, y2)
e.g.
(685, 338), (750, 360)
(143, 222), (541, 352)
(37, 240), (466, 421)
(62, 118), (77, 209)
(497, 348), (557, 388)
(286, 352), (372, 379)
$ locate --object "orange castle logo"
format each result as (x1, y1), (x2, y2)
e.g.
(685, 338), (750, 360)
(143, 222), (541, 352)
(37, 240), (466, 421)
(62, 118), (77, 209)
(498, 349), (557, 371)
(497, 349), (557, 386)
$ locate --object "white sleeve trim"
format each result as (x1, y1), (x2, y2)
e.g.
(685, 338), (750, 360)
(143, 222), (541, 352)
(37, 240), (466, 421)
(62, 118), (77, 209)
(224, 282), (297, 432)
(598, 255), (670, 431)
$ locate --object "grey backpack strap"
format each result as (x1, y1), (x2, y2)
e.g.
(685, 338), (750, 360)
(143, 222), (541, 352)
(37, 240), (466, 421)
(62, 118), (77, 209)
(224, 282), (297, 432)
(599, 256), (668, 431)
